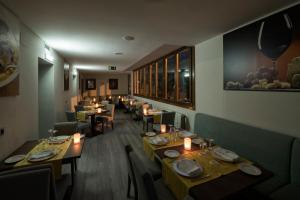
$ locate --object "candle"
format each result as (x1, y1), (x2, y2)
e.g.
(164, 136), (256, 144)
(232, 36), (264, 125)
(74, 133), (81, 144)
(118, 96), (121, 99)
(97, 108), (102, 113)
(130, 100), (133, 105)
(121, 97), (124, 101)
(95, 103), (99, 108)
(160, 124), (166, 133)
(143, 108), (148, 115)
(93, 97), (96, 102)
(184, 138), (191, 150)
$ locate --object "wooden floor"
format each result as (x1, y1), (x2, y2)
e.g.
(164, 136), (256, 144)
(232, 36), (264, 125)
(68, 109), (144, 200)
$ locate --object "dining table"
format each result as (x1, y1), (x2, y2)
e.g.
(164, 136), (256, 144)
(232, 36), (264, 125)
(83, 109), (109, 136)
(0, 137), (85, 186)
(143, 132), (273, 200)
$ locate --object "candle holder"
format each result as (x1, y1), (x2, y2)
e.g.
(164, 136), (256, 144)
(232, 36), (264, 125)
(97, 108), (102, 113)
(160, 124), (166, 133)
(184, 138), (191, 150)
(143, 108), (148, 115)
(74, 133), (81, 144)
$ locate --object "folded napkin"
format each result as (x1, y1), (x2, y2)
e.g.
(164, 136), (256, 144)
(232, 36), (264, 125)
(214, 147), (239, 161)
(177, 159), (201, 176)
(152, 136), (167, 144)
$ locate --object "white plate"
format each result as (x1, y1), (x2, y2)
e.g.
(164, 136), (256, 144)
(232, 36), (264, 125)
(192, 138), (204, 145)
(148, 136), (169, 146)
(179, 131), (197, 138)
(239, 163), (262, 176)
(211, 147), (239, 162)
(145, 132), (156, 137)
(164, 150), (180, 158)
(54, 135), (70, 140)
(4, 154), (26, 164)
(173, 159), (203, 178)
(27, 149), (57, 162)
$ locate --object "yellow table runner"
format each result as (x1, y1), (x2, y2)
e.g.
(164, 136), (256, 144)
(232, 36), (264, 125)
(162, 150), (251, 200)
(143, 133), (184, 160)
(15, 138), (72, 179)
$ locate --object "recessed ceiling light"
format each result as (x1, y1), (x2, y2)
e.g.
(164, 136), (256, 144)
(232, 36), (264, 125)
(122, 35), (135, 41)
(114, 52), (123, 55)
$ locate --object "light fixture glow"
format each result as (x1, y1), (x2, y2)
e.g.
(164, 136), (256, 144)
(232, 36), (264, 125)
(74, 65), (107, 71)
(44, 47), (54, 62)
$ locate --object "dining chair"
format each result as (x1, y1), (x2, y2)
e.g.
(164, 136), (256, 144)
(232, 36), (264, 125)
(74, 105), (84, 112)
(54, 122), (78, 136)
(153, 111), (176, 132)
(0, 164), (58, 200)
(104, 104), (115, 129)
(65, 111), (90, 134)
(143, 104), (153, 132)
(129, 151), (176, 200)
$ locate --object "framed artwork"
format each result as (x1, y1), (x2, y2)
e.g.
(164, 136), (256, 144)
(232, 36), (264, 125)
(64, 63), (69, 91)
(224, 4), (300, 92)
(86, 79), (96, 90)
(0, 4), (20, 97)
(109, 79), (118, 90)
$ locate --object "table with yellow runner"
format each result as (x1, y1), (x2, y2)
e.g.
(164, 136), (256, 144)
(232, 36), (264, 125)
(143, 133), (184, 160)
(15, 138), (72, 179)
(162, 150), (251, 200)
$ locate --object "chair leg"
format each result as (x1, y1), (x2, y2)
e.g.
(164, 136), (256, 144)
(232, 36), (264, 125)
(111, 121), (114, 129)
(127, 174), (131, 198)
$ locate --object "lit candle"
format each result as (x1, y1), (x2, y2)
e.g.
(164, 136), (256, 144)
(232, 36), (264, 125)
(161, 124), (166, 133)
(184, 138), (192, 150)
(74, 133), (81, 144)
(93, 97), (96, 102)
(118, 96), (121, 99)
(143, 108), (148, 115)
(130, 100), (133, 105)
(95, 103), (99, 108)
(109, 96), (112, 99)
(121, 97), (124, 101)
(97, 108), (102, 113)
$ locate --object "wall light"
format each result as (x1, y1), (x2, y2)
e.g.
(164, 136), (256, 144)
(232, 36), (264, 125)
(44, 45), (54, 62)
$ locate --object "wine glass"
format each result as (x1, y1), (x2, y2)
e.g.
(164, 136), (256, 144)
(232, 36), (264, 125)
(258, 13), (293, 72)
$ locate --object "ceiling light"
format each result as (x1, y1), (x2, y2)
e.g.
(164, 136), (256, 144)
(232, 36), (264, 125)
(114, 52), (123, 55)
(74, 65), (107, 71)
(122, 35), (135, 41)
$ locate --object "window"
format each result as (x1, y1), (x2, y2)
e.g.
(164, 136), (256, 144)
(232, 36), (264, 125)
(157, 59), (164, 98)
(167, 54), (176, 101)
(133, 47), (194, 109)
(151, 63), (156, 97)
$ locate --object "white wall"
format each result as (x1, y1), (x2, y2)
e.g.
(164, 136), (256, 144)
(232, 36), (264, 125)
(0, 5), (77, 159)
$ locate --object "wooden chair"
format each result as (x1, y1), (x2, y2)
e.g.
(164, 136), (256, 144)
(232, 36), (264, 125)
(129, 150), (175, 200)
(0, 164), (61, 200)
(54, 122), (78, 136)
(104, 104), (115, 129)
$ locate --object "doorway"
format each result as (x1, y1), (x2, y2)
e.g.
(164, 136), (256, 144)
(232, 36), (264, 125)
(38, 58), (54, 138)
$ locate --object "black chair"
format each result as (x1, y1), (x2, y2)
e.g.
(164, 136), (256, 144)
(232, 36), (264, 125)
(65, 111), (90, 134)
(153, 112), (176, 132)
(128, 150), (175, 200)
(0, 164), (63, 200)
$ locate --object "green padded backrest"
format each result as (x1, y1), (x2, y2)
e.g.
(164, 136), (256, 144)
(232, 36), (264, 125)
(291, 138), (300, 185)
(194, 113), (294, 194)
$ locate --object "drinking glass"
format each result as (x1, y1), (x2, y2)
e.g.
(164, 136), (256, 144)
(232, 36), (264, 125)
(207, 138), (215, 150)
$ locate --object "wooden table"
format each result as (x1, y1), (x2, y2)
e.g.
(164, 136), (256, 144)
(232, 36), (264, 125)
(154, 145), (272, 200)
(0, 139), (85, 186)
(87, 110), (109, 136)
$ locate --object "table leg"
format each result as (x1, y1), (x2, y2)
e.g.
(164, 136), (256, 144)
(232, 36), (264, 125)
(71, 159), (75, 186)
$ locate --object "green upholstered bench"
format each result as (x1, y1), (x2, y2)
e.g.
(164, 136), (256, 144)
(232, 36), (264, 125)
(270, 138), (300, 200)
(194, 113), (296, 197)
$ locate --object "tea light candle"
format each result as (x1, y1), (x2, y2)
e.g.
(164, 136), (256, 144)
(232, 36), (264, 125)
(95, 103), (99, 108)
(161, 124), (166, 133)
(97, 108), (102, 113)
(130, 100), (133, 105)
(143, 108), (148, 115)
(184, 138), (192, 150)
(93, 97), (96, 102)
(74, 133), (81, 144)
(121, 97), (124, 101)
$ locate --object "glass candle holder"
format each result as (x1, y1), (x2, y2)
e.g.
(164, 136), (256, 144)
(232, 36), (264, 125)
(184, 138), (192, 150)
(74, 133), (81, 144)
(160, 124), (166, 133)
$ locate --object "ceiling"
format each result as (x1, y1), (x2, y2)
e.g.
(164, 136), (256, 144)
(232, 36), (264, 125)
(1, 0), (299, 72)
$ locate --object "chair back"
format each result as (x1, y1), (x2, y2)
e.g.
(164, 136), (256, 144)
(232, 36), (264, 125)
(66, 111), (76, 122)
(129, 151), (158, 200)
(54, 122), (78, 136)
(180, 114), (190, 131)
(0, 164), (57, 200)
(124, 145), (138, 198)
(107, 104), (115, 120)
(162, 112), (176, 126)
(75, 105), (84, 112)
(101, 100), (109, 106)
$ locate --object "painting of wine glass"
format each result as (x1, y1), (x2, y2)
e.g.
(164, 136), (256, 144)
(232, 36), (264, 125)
(224, 4), (300, 91)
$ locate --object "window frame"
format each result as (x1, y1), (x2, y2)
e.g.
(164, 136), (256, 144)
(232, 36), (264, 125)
(133, 46), (195, 110)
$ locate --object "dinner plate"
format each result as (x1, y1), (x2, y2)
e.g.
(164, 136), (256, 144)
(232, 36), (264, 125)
(239, 163), (262, 176)
(179, 131), (197, 139)
(145, 132), (156, 137)
(164, 150), (180, 158)
(27, 149), (57, 162)
(192, 138), (204, 145)
(173, 159), (203, 178)
(211, 147), (239, 162)
(148, 136), (169, 146)
(4, 154), (26, 164)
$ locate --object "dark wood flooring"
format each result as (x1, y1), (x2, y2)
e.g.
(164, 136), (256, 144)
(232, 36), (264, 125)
(66, 110), (144, 200)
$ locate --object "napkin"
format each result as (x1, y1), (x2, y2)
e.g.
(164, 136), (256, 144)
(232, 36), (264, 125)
(214, 147), (239, 161)
(31, 150), (53, 159)
(177, 159), (201, 176)
(152, 136), (166, 144)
